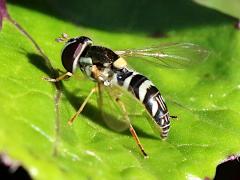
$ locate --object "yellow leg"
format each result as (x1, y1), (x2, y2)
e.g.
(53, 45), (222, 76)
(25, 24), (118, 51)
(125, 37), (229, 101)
(68, 87), (97, 125)
(115, 98), (148, 158)
(43, 72), (72, 82)
(129, 124), (148, 157)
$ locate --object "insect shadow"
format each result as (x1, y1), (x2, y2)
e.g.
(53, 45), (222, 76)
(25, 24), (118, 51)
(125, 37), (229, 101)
(26, 53), (158, 140)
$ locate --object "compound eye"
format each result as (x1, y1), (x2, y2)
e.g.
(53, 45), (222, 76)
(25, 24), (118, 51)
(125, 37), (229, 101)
(61, 40), (80, 73)
(61, 37), (92, 73)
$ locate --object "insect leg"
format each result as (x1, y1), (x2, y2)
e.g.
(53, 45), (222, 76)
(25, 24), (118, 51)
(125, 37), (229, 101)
(115, 97), (148, 157)
(43, 72), (72, 82)
(68, 87), (97, 125)
(96, 83), (103, 113)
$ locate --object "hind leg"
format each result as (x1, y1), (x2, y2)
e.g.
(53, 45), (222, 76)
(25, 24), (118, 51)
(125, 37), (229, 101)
(114, 97), (148, 157)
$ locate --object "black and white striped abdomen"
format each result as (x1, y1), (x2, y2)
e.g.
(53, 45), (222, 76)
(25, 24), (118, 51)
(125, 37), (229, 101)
(113, 68), (170, 138)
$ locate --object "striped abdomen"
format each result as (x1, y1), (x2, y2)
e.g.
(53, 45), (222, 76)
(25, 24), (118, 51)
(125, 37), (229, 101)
(113, 68), (170, 138)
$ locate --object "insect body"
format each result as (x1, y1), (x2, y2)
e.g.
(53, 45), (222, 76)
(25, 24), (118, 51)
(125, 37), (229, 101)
(61, 36), (171, 137)
(47, 35), (208, 157)
(114, 68), (171, 138)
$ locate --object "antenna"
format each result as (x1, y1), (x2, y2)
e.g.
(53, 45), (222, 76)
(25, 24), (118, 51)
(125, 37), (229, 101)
(55, 33), (69, 43)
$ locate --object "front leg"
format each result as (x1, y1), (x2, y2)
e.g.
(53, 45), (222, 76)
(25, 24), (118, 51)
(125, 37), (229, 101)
(43, 72), (73, 82)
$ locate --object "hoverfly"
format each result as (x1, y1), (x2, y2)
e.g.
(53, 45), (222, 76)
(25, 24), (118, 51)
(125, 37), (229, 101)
(45, 34), (209, 157)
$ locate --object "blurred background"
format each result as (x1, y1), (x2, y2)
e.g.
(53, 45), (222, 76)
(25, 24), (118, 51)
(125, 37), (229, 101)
(7, 0), (237, 34)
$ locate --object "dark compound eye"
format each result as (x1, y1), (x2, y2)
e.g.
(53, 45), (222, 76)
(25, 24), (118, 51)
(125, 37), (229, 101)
(61, 36), (92, 73)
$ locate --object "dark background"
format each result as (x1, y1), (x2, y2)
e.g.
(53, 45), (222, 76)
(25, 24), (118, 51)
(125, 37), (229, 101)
(8, 0), (232, 34)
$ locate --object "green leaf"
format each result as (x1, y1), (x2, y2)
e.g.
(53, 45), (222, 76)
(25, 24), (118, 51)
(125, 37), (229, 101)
(193, 0), (240, 19)
(0, 1), (240, 179)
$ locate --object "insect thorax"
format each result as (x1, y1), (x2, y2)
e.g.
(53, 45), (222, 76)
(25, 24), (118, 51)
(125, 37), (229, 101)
(79, 46), (120, 86)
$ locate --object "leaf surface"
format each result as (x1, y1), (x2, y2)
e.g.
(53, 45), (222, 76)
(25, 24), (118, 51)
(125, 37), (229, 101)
(0, 1), (239, 179)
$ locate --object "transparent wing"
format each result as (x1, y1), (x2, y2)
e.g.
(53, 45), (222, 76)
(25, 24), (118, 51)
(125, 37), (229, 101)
(115, 43), (209, 68)
(97, 83), (130, 132)
(96, 83), (163, 137)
